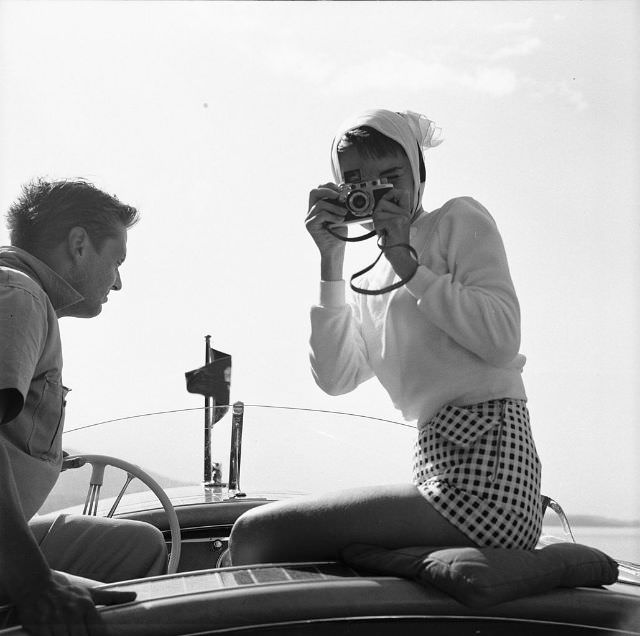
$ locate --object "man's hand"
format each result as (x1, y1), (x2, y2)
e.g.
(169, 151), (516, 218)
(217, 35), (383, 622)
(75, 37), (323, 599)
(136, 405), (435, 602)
(15, 572), (135, 636)
(372, 188), (418, 280)
(305, 184), (347, 281)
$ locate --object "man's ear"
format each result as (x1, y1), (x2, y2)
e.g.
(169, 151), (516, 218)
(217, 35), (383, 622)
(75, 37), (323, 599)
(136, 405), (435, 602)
(66, 226), (91, 262)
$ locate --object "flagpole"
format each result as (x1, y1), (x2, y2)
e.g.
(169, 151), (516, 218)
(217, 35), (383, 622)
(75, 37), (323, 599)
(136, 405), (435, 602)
(203, 335), (215, 487)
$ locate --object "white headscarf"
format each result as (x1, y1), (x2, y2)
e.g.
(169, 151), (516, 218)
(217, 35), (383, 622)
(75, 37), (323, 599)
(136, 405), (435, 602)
(330, 109), (444, 216)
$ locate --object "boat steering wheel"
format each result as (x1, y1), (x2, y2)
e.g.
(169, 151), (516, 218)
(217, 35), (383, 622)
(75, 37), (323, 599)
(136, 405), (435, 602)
(63, 453), (182, 574)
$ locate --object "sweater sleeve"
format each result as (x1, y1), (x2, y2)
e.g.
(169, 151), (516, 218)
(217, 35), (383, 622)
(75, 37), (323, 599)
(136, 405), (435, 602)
(405, 198), (521, 367)
(309, 280), (375, 395)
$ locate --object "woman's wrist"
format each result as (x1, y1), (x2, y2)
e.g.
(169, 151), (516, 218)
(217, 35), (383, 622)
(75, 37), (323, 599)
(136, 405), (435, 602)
(385, 246), (418, 280)
(320, 251), (344, 281)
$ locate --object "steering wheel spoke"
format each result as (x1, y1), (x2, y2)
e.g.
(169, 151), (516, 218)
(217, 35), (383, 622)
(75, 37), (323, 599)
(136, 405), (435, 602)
(106, 472), (136, 518)
(65, 454), (182, 574)
(82, 483), (102, 515)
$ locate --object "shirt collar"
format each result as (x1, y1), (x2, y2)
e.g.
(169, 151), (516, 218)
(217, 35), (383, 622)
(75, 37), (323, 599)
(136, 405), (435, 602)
(0, 246), (84, 315)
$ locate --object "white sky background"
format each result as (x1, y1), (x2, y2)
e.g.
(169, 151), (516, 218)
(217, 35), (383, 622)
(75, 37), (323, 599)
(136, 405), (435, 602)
(0, 0), (638, 520)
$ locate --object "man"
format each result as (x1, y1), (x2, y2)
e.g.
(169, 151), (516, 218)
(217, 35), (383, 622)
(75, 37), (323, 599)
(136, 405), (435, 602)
(0, 179), (167, 634)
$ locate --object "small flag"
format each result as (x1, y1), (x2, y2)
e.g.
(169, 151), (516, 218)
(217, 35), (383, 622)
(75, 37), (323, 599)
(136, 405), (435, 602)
(185, 348), (232, 422)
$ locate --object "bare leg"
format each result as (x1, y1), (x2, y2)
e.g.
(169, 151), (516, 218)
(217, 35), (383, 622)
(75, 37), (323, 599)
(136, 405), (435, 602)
(229, 483), (476, 565)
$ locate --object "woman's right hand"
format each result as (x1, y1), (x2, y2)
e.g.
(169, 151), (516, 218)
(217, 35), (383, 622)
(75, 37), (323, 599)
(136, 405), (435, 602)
(305, 183), (348, 257)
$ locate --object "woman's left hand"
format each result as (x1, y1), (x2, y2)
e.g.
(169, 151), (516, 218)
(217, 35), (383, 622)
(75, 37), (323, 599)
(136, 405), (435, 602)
(372, 189), (418, 279)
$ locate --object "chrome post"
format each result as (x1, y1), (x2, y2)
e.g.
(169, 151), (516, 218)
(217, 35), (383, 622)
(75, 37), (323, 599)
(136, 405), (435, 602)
(228, 401), (244, 496)
(544, 496), (577, 543)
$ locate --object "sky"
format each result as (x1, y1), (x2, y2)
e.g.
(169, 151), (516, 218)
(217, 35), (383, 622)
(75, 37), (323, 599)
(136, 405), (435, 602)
(0, 0), (639, 521)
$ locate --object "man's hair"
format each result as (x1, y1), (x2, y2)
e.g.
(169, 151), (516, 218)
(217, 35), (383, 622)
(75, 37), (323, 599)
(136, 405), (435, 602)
(6, 179), (140, 255)
(336, 126), (405, 160)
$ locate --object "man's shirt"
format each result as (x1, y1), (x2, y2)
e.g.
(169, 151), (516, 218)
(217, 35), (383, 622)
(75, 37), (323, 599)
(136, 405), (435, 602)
(0, 246), (82, 519)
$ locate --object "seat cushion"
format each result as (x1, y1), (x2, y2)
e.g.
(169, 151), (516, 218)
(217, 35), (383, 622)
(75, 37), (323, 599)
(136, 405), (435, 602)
(342, 542), (618, 608)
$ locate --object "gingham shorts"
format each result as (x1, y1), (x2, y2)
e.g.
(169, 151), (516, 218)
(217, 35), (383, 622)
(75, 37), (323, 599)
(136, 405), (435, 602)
(413, 399), (543, 549)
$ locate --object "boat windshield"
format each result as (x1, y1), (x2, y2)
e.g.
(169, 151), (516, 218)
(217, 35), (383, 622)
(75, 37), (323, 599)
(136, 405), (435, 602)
(47, 404), (414, 505)
(42, 404), (640, 564)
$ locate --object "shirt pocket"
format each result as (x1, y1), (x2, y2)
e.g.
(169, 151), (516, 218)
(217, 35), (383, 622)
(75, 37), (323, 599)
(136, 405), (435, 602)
(429, 404), (499, 448)
(28, 376), (69, 461)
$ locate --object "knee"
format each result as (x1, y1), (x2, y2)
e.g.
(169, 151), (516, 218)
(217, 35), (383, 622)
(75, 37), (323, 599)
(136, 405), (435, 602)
(126, 519), (166, 549)
(119, 519), (168, 575)
(228, 504), (288, 566)
(228, 507), (267, 566)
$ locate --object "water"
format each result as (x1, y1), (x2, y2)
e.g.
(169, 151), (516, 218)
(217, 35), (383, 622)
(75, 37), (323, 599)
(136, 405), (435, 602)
(545, 525), (640, 563)
(571, 526), (640, 563)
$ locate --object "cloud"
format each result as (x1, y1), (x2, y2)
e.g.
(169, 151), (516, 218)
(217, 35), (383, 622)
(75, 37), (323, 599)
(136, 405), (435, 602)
(320, 53), (587, 110)
(486, 17), (535, 33)
(488, 37), (543, 61)
(524, 77), (588, 111)
(322, 55), (452, 94)
(255, 27), (583, 111)
(557, 82), (588, 112)
(262, 42), (334, 81)
(465, 67), (519, 97)
(305, 51), (519, 99)
(258, 42), (519, 105)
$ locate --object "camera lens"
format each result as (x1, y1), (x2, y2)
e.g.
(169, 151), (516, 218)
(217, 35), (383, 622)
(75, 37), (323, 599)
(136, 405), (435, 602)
(346, 191), (370, 215)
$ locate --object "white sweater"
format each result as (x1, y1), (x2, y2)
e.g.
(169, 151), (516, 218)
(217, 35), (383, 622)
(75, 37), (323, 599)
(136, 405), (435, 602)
(309, 197), (527, 425)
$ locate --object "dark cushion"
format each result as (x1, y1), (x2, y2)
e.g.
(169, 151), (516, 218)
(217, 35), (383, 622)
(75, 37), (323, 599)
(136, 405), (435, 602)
(342, 542), (618, 609)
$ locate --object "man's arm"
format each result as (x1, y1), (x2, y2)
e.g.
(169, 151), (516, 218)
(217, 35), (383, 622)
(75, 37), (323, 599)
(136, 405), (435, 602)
(0, 388), (22, 425)
(0, 422), (54, 601)
(0, 395), (130, 634)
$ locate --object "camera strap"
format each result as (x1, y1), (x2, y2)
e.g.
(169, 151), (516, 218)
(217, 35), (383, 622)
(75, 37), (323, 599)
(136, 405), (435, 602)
(325, 224), (376, 242)
(324, 224), (418, 295)
(350, 235), (419, 296)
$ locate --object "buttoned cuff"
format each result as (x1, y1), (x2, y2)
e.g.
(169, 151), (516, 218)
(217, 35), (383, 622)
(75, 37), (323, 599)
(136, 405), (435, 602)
(319, 280), (346, 307)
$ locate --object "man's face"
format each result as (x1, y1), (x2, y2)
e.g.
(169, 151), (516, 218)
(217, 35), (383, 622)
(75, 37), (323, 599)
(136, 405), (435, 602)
(67, 225), (128, 318)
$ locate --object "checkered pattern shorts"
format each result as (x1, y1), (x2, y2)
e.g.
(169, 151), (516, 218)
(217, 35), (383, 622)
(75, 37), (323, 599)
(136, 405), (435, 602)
(413, 399), (543, 549)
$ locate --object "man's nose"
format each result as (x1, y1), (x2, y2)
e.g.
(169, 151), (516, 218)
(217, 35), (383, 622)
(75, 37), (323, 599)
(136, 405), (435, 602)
(112, 270), (122, 291)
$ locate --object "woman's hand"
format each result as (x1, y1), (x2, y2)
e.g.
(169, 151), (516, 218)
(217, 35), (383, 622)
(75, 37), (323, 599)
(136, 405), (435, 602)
(305, 183), (347, 280)
(372, 188), (418, 280)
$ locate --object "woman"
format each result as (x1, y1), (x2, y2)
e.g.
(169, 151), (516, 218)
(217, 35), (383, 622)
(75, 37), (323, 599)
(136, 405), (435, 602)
(229, 109), (543, 564)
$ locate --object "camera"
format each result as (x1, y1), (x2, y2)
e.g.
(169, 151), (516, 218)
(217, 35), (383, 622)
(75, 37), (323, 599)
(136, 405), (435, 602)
(333, 178), (394, 225)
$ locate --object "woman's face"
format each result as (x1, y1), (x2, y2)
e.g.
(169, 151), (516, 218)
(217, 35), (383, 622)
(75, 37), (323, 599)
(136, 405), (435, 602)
(338, 145), (414, 199)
